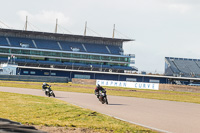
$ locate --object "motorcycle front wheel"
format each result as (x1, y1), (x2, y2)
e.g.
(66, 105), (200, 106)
(105, 97), (108, 104)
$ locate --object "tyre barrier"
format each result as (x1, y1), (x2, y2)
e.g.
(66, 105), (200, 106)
(0, 118), (47, 133)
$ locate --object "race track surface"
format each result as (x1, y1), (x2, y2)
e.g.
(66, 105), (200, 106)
(1, 87), (200, 133)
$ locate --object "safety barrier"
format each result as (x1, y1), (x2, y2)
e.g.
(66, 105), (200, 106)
(0, 75), (68, 83)
(72, 78), (200, 93)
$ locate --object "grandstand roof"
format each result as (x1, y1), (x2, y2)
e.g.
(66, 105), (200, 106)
(0, 28), (134, 45)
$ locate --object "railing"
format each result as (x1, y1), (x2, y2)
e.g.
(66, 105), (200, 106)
(124, 54), (135, 58)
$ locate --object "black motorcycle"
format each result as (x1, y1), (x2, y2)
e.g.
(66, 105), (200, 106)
(98, 89), (108, 104)
(44, 86), (55, 97)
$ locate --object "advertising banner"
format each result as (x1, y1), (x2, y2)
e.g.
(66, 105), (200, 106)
(96, 80), (159, 90)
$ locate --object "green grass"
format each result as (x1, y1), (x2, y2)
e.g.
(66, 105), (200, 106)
(1, 81), (200, 104)
(0, 91), (155, 133)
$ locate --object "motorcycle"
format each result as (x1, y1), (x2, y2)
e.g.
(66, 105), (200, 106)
(98, 89), (108, 104)
(44, 86), (55, 97)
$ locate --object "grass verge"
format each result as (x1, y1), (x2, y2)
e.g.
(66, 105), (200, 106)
(0, 81), (200, 104)
(0, 91), (155, 133)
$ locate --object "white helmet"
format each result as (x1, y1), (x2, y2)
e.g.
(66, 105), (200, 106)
(43, 82), (46, 85)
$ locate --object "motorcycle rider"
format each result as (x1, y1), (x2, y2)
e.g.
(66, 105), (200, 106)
(94, 84), (105, 98)
(42, 82), (51, 96)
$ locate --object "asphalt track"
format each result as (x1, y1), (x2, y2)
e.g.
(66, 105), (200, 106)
(1, 87), (200, 133)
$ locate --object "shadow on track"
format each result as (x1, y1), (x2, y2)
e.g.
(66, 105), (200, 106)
(108, 104), (126, 106)
(53, 97), (66, 98)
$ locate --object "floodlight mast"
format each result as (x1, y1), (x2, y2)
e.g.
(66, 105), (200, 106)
(112, 24), (115, 38)
(55, 18), (58, 33)
(84, 21), (87, 36)
(25, 16), (28, 31)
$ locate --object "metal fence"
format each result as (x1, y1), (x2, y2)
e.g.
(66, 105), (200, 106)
(0, 75), (68, 83)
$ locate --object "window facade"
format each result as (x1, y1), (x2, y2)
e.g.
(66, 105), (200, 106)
(0, 47), (132, 67)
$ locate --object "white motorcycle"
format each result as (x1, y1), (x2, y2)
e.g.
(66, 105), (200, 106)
(44, 86), (55, 97)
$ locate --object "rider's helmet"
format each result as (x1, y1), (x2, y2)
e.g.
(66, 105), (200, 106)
(43, 82), (46, 86)
(97, 84), (100, 88)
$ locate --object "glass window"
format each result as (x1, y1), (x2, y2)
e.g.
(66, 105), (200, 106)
(0, 48), (9, 53)
(111, 57), (119, 61)
(11, 49), (21, 54)
(81, 54), (89, 59)
(126, 78), (137, 82)
(149, 79), (160, 83)
(62, 53), (71, 58)
(51, 52), (60, 57)
(51, 72), (56, 76)
(23, 71), (29, 74)
(30, 71), (35, 74)
(21, 50), (30, 55)
(90, 55), (100, 60)
(119, 57), (127, 62)
(101, 56), (110, 60)
(72, 54), (81, 58)
(44, 72), (49, 75)
(43, 52), (51, 56)
(31, 51), (41, 55)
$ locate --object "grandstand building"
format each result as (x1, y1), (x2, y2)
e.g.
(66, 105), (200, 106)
(1, 28), (200, 85)
(0, 28), (137, 80)
(165, 57), (200, 78)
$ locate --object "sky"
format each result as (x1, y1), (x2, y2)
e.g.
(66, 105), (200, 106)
(0, 0), (200, 74)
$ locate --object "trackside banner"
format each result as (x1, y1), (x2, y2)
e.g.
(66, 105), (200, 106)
(96, 80), (159, 90)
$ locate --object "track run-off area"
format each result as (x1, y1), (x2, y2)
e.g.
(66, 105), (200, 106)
(1, 87), (200, 133)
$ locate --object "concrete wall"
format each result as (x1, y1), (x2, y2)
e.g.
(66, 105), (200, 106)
(0, 75), (68, 83)
(72, 78), (96, 85)
(159, 84), (200, 93)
